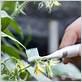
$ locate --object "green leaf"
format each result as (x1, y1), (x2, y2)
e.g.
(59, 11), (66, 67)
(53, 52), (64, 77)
(1, 10), (12, 31)
(19, 70), (31, 80)
(1, 1), (16, 15)
(1, 1), (27, 17)
(3, 28), (23, 51)
(1, 43), (20, 59)
(3, 28), (15, 37)
(1, 10), (23, 36)
(1, 56), (18, 80)
(1, 32), (26, 50)
(10, 19), (23, 37)
(1, 74), (10, 80)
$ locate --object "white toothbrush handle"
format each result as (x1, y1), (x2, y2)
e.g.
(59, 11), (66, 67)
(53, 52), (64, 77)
(62, 44), (81, 58)
(28, 44), (81, 62)
(43, 44), (81, 59)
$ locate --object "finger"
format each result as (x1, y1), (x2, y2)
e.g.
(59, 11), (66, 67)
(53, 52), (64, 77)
(59, 17), (81, 48)
(59, 29), (78, 48)
(63, 55), (81, 65)
(63, 58), (70, 64)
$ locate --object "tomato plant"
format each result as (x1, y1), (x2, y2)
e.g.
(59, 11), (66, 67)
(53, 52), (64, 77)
(1, 1), (81, 81)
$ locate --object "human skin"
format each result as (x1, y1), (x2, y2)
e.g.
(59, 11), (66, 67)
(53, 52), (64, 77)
(59, 17), (81, 48)
(59, 17), (81, 64)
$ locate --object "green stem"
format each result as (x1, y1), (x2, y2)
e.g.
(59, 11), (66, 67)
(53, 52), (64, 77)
(18, 64), (31, 73)
(11, 1), (28, 17)
(1, 31), (26, 50)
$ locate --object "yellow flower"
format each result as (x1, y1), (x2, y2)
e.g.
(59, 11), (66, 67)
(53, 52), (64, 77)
(35, 63), (44, 76)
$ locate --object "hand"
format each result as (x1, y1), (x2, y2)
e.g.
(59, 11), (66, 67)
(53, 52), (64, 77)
(59, 17), (81, 64)
(60, 17), (81, 48)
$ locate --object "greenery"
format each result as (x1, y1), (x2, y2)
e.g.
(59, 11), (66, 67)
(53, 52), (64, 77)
(1, 1), (81, 81)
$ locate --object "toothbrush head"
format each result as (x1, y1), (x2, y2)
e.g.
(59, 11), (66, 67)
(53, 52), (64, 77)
(26, 48), (41, 62)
